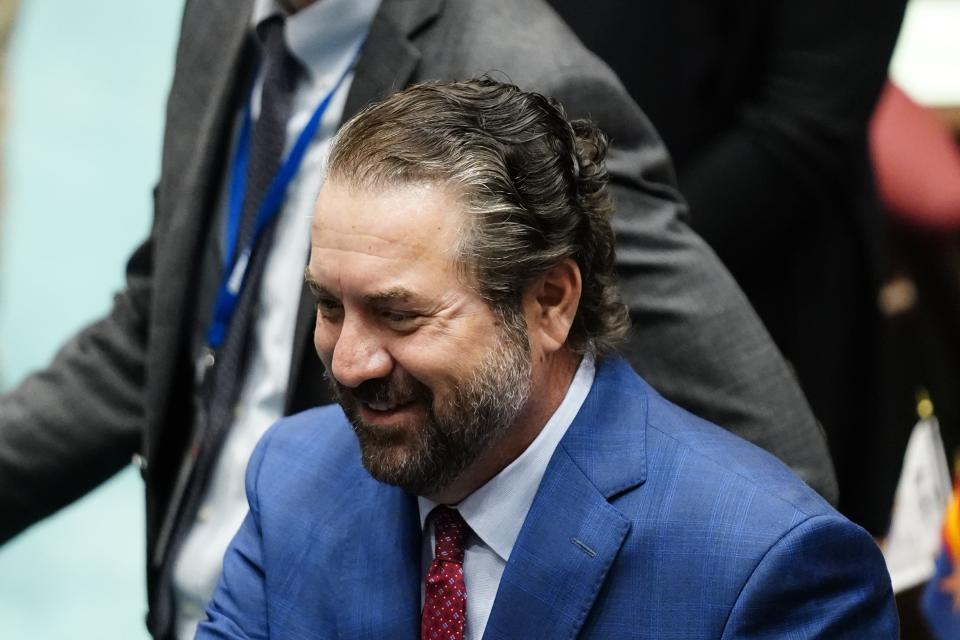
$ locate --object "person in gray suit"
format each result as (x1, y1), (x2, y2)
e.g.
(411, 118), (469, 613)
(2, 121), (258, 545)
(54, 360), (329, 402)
(0, 1), (836, 638)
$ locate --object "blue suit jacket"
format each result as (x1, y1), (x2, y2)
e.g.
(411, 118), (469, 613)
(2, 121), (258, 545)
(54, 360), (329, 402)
(198, 358), (896, 638)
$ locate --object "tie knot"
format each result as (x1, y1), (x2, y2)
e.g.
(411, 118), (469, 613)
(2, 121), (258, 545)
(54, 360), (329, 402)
(431, 507), (467, 565)
(255, 15), (302, 85)
(256, 14), (285, 49)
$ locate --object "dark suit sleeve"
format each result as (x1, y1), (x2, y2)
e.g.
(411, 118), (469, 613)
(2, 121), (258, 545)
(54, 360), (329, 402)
(544, 73), (837, 502)
(721, 515), (898, 638)
(196, 427), (271, 639)
(681, 0), (906, 272)
(0, 230), (150, 543)
(0, 0), (226, 545)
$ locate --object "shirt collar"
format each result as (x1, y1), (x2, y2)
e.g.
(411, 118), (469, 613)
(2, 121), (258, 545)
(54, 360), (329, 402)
(418, 353), (596, 562)
(252, 0), (381, 80)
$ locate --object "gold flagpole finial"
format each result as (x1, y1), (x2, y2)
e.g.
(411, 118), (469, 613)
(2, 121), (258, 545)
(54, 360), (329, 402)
(916, 388), (935, 420)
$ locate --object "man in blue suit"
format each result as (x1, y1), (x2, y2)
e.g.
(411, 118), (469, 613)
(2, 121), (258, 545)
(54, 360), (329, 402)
(198, 78), (897, 639)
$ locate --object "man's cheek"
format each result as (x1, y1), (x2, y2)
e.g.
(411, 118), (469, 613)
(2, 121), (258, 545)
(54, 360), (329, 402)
(313, 325), (336, 369)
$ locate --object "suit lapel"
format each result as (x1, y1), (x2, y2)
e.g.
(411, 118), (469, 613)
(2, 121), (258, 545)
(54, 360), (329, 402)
(482, 455), (631, 640)
(157, 0), (252, 293)
(149, 0), (253, 569)
(151, 0), (252, 408)
(285, 0), (445, 412)
(483, 358), (650, 639)
(342, 0), (441, 119)
(336, 480), (423, 640)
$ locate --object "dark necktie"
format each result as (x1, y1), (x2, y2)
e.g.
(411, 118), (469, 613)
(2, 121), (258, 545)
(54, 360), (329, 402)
(422, 507), (468, 640)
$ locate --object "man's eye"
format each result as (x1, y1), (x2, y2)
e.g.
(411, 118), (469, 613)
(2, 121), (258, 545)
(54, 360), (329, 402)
(381, 310), (418, 325)
(316, 298), (343, 317)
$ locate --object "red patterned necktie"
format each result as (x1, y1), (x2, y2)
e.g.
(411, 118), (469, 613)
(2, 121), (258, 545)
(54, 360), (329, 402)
(422, 506), (468, 640)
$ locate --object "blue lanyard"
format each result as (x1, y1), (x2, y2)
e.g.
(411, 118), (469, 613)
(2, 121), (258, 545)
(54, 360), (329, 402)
(205, 48), (360, 349)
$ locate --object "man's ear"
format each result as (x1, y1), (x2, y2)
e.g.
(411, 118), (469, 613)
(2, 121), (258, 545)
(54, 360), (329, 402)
(525, 258), (582, 353)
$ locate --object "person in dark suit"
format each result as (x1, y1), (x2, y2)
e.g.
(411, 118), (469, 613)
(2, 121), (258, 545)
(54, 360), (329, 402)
(0, 1), (835, 637)
(199, 78), (897, 639)
(546, 0), (908, 535)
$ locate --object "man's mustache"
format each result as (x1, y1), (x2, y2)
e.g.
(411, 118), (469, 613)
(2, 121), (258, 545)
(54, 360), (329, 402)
(331, 372), (432, 408)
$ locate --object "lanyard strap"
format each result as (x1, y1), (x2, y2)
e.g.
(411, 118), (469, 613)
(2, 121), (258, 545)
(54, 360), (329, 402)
(205, 47), (360, 349)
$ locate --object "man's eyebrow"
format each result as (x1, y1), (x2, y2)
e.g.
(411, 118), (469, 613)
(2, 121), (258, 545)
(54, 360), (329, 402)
(303, 269), (327, 297)
(302, 273), (417, 305)
(363, 287), (417, 305)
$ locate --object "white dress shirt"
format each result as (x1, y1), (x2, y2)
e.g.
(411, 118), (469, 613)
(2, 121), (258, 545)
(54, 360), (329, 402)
(418, 354), (596, 640)
(172, 1), (380, 636)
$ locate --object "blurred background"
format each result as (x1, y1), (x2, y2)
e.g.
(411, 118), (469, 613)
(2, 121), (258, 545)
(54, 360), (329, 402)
(0, 0), (955, 638)
(0, 0), (182, 637)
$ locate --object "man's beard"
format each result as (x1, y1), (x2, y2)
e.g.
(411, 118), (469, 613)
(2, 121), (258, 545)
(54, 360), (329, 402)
(329, 320), (532, 496)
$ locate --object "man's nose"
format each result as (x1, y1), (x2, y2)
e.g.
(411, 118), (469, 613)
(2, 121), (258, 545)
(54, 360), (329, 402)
(330, 317), (393, 388)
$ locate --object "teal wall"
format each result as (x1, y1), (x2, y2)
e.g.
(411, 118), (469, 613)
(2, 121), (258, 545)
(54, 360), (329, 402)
(0, 1), (184, 637)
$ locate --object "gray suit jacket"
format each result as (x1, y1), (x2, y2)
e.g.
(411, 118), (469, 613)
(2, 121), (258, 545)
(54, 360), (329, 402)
(0, 0), (836, 636)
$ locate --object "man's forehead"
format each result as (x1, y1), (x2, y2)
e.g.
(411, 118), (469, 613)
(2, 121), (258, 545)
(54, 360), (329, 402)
(308, 179), (471, 296)
(311, 179), (465, 250)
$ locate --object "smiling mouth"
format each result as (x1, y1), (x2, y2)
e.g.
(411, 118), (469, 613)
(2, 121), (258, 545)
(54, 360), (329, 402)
(363, 400), (406, 412)
(358, 399), (421, 423)
(335, 374), (431, 426)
